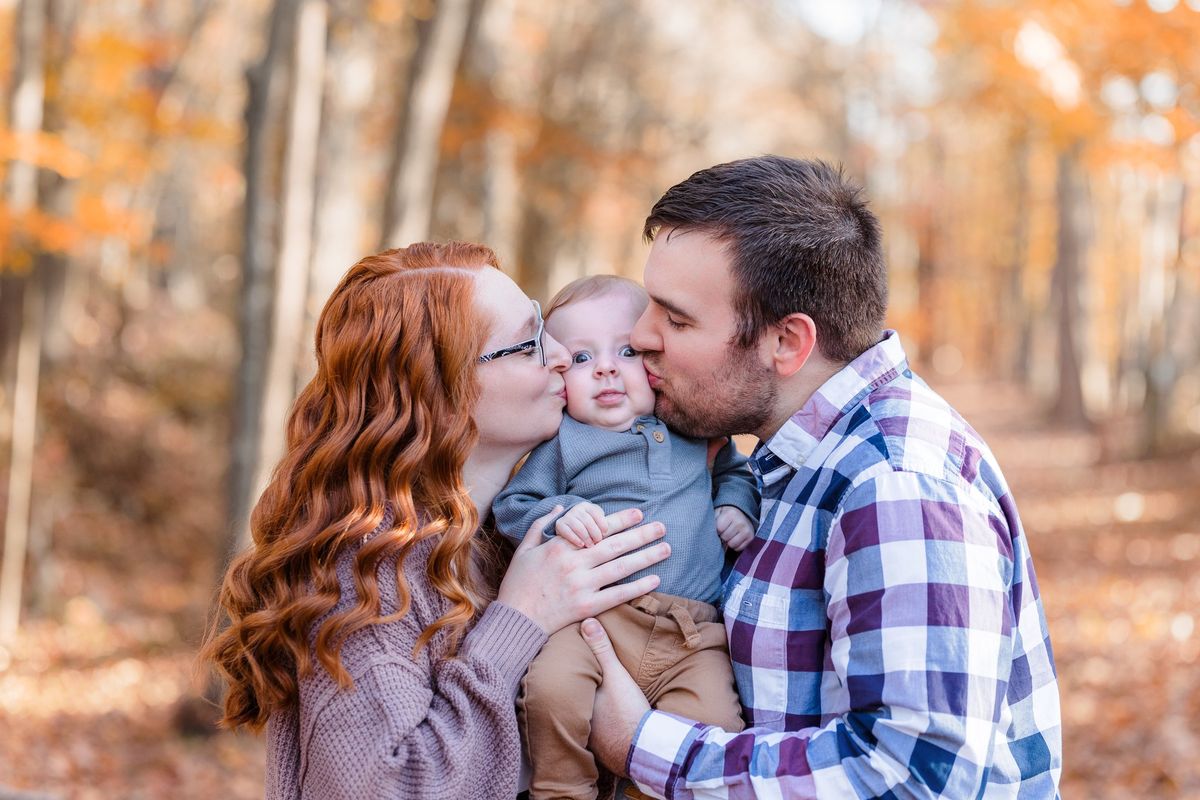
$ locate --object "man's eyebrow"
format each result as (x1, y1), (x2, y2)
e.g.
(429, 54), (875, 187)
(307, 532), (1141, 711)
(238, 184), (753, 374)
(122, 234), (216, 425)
(648, 293), (697, 323)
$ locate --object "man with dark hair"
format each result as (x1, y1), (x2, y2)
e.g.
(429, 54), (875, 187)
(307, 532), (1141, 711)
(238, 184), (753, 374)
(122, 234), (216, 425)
(582, 156), (1062, 799)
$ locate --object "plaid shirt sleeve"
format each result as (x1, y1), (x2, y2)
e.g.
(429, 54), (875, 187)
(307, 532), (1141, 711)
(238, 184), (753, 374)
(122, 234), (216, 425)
(627, 468), (1017, 799)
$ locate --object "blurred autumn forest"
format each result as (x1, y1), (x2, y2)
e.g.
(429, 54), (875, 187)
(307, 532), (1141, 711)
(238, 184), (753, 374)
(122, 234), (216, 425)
(0, 0), (1198, 797)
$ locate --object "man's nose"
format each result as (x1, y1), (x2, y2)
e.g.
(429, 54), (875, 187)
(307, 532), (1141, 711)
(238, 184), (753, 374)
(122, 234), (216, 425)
(630, 311), (660, 353)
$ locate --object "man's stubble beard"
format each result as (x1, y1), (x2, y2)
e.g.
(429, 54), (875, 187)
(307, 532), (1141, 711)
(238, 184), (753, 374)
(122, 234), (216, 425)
(649, 344), (777, 439)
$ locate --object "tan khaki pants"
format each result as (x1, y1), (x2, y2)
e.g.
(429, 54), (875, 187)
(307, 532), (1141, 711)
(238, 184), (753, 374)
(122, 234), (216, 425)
(518, 591), (744, 800)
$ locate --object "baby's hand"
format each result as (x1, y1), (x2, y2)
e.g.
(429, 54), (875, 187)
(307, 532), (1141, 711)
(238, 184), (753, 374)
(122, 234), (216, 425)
(715, 505), (755, 552)
(554, 502), (609, 548)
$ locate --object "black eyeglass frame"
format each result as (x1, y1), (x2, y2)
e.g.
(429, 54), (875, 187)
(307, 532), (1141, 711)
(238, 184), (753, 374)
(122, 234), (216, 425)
(477, 299), (546, 367)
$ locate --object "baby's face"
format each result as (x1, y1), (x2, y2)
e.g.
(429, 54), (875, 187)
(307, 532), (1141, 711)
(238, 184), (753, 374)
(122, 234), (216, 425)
(546, 293), (656, 432)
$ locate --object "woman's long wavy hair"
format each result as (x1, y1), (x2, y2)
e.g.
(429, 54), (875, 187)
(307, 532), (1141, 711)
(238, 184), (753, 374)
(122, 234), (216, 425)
(202, 242), (502, 731)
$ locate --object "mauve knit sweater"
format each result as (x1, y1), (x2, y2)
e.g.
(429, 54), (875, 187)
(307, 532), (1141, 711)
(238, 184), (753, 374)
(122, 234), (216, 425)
(264, 534), (547, 799)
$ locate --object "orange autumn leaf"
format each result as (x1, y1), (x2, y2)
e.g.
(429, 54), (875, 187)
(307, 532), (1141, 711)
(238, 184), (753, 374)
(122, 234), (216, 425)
(0, 129), (90, 178)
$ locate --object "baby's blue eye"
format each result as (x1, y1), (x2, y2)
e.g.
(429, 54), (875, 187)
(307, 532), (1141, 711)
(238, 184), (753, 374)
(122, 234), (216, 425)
(571, 352), (592, 364)
(619, 345), (638, 358)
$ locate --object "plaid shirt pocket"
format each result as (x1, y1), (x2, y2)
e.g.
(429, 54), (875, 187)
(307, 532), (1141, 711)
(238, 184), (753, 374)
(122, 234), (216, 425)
(728, 582), (791, 725)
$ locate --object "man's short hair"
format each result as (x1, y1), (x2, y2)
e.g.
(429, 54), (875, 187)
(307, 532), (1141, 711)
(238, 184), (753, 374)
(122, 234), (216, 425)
(643, 156), (887, 364)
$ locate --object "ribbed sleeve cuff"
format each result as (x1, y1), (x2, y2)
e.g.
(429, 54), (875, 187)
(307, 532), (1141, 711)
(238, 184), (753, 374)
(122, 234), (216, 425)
(461, 601), (548, 694)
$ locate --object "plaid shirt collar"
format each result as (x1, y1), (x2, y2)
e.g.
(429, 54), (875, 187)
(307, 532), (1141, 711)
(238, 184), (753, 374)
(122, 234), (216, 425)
(751, 330), (907, 480)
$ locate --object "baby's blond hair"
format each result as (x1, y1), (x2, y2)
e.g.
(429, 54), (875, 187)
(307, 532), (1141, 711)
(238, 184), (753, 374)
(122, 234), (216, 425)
(544, 274), (648, 323)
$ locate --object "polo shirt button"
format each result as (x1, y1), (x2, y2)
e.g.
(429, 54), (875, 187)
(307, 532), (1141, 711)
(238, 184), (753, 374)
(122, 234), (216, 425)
(637, 424), (646, 432)
(653, 431), (664, 442)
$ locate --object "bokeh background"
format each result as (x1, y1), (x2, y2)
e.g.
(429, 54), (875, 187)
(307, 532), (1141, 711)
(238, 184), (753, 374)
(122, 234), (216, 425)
(0, 0), (1198, 797)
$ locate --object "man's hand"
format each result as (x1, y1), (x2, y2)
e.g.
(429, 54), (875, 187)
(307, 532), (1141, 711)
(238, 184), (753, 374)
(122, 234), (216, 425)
(581, 618), (650, 776)
(715, 505), (755, 551)
(555, 502), (609, 547)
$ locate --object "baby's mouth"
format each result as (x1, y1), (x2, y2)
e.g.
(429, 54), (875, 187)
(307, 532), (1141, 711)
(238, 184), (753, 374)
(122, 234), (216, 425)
(594, 389), (626, 407)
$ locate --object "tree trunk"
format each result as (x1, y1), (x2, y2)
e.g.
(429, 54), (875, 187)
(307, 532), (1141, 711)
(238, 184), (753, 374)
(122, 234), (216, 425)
(1008, 134), (1033, 384)
(1141, 180), (1190, 456)
(0, 0), (47, 389)
(20, 0), (83, 614)
(379, 0), (473, 249)
(302, 6), (373, 383)
(226, 0), (296, 555)
(1049, 145), (1090, 429)
(0, 283), (43, 641)
(474, 0), (520, 261)
(0, 0), (47, 643)
(251, 0), (327, 505)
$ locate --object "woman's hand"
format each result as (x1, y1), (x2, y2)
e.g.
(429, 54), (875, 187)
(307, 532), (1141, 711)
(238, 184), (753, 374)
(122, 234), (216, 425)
(496, 506), (669, 635)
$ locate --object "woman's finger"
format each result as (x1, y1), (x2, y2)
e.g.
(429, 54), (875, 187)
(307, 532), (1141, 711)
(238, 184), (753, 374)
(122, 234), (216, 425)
(588, 542), (671, 588)
(587, 576), (662, 616)
(579, 520), (664, 568)
(518, 505), (563, 552)
(601, 507), (644, 537)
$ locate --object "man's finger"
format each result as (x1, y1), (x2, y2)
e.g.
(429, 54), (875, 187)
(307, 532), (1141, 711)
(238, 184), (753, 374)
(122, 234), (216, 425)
(581, 618), (621, 674)
(519, 505), (563, 551)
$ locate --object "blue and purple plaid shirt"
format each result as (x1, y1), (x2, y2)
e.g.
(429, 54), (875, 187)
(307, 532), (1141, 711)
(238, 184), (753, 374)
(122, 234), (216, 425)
(627, 331), (1062, 799)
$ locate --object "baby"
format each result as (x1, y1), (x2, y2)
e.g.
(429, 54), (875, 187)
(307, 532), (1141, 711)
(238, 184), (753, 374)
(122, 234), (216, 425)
(493, 274), (759, 800)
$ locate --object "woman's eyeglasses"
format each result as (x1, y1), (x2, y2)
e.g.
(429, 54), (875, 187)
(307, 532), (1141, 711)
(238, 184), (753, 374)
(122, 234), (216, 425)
(477, 299), (546, 367)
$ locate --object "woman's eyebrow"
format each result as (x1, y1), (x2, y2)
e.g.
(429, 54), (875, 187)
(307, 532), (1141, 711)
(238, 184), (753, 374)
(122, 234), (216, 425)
(508, 314), (536, 340)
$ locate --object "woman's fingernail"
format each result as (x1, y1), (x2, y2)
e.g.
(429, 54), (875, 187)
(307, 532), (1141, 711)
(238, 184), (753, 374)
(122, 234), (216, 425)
(581, 619), (600, 637)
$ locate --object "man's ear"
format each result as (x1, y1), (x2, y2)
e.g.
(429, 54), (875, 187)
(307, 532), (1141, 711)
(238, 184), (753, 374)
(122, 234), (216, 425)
(770, 313), (817, 377)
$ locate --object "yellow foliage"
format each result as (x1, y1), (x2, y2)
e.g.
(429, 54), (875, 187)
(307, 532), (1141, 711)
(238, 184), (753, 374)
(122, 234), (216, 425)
(0, 206), (82, 266)
(0, 129), (90, 178)
(76, 194), (150, 241)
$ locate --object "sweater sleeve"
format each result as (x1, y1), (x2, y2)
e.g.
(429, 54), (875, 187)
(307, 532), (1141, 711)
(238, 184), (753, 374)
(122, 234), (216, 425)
(710, 438), (760, 526)
(299, 602), (547, 799)
(491, 435), (588, 543)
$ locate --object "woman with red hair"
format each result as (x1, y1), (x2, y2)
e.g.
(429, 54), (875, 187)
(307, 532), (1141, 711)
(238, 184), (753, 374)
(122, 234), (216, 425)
(202, 242), (668, 798)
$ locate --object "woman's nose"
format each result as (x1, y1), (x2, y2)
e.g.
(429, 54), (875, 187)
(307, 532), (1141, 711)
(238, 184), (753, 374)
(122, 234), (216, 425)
(542, 332), (570, 371)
